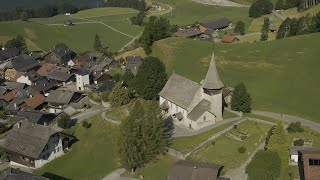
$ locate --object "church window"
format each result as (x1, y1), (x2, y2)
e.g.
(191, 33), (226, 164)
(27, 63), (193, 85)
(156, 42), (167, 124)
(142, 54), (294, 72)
(204, 116), (206, 121)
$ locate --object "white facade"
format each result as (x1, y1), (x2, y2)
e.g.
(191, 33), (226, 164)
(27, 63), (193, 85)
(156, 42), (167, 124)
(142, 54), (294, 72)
(76, 74), (90, 91)
(290, 154), (299, 163)
(16, 75), (32, 85)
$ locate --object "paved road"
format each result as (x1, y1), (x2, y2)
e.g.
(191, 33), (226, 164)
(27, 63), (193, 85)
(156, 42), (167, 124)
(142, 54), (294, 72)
(253, 110), (320, 132)
(72, 106), (106, 124)
(102, 168), (138, 180)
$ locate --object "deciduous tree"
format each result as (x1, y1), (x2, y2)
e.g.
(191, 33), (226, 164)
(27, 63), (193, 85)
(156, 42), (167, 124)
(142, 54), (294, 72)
(5, 34), (27, 53)
(109, 83), (130, 107)
(20, 11), (29, 21)
(249, 0), (274, 18)
(234, 21), (245, 35)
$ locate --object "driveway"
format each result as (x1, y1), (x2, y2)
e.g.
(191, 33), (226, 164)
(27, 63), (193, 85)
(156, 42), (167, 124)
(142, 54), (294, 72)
(101, 168), (138, 180)
(72, 106), (106, 124)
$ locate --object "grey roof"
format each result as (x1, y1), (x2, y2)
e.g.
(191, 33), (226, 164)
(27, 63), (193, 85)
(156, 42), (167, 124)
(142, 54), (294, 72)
(290, 146), (320, 155)
(0, 168), (50, 180)
(173, 28), (203, 38)
(187, 99), (214, 121)
(4, 82), (26, 90)
(159, 73), (200, 109)
(2, 121), (61, 159)
(52, 45), (74, 58)
(76, 68), (90, 76)
(47, 71), (72, 82)
(126, 56), (143, 64)
(168, 160), (223, 180)
(13, 111), (56, 125)
(29, 79), (56, 93)
(8, 97), (27, 111)
(63, 106), (77, 116)
(0, 48), (19, 61)
(202, 52), (224, 90)
(0, 87), (7, 96)
(11, 54), (39, 72)
(96, 80), (116, 93)
(200, 18), (231, 30)
(45, 90), (75, 104)
(160, 100), (169, 110)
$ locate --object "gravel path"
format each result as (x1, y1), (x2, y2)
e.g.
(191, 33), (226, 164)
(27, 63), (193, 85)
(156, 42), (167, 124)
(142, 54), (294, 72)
(101, 168), (138, 180)
(192, 0), (249, 7)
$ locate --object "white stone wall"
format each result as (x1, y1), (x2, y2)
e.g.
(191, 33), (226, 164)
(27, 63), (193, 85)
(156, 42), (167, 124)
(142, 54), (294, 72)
(159, 96), (187, 119)
(202, 90), (223, 121)
(16, 75), (31, 85)
(290, 155), (298, 163)
(192, 111), (216, 130)
(34, 134), (64, 168)
(76, 74), (90, 91)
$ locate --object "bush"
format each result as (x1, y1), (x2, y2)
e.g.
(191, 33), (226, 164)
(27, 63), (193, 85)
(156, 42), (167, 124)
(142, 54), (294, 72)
(82, 121), (90, 128)
(287, 122), (304, 133)
(57, 114), (71, 129)
(249, 0), (274, 18)
(238, 146), (247, 153)
(211, 141), (216, 146)
(234, 125), (238, 129)
(294, 139), (304, 146)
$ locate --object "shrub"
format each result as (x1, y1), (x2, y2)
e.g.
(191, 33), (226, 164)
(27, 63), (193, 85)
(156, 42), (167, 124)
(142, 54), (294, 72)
(234, 125), (238, 129)
(57, 114), (71, 129)
(294, 139), (304, 146)
(211, 141), (216, 146)
(238, 146), (246, 153)
(287, 122), (304, 133)
(249, 0), (274, 18)
(82, 121), (90, 128)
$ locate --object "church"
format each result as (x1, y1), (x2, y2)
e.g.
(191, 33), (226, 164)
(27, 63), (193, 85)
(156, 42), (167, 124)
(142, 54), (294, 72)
(159, 51), (224, 130)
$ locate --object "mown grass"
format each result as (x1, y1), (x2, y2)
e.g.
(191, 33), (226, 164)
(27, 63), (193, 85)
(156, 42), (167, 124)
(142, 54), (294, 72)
(189, 120), (272, 174)
(153, 33), (320, 122)
(71, 7), (138, 18)
(35, 115), (120, 180)
(223, 110), (240, 119)
(280, 5), (320, 19)
(172, 122), (235, 153)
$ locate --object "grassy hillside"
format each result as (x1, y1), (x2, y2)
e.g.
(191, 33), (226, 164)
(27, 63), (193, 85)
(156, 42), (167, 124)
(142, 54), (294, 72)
(158, 0), (251, 28)
(153, 33), (320, 122)
(280, 5), (320, 18)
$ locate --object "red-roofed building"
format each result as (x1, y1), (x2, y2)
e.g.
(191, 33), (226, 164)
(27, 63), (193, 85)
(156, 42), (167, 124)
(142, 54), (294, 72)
(222, 35), (239, 44)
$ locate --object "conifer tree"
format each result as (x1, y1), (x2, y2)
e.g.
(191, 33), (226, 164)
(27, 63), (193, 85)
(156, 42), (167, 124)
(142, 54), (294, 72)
(261, 18), (270, 41)
(231, 82), (252, 113)
(93, 34), (102, 51)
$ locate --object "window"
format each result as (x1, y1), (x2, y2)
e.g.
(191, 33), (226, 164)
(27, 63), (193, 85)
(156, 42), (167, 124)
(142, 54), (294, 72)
(204, 116), (206, 121)
(309, 159), (320, 166)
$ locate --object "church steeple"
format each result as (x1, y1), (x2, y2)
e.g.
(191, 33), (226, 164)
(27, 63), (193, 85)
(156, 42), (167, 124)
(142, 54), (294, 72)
(202, 51), (224, 90)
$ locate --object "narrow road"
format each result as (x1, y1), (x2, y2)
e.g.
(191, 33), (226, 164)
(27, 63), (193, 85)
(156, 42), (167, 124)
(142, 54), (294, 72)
(101, 168), (138, 180)
(71, 106), (106, 124)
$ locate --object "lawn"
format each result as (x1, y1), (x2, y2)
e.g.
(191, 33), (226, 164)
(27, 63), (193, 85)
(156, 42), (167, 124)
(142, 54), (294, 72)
(172, 122), (235, 153)
(189, 120), (272, 174)
(237, 33), (277, 43)
(287, 125), (320, 148)
(158, 0), (251, 28)
(123, 155), (178, 180)
(31, 15), (86, 25)
(280, 5), (320, 19)
(105, 105), (130, 122)
(35, 115), (120, 180)
(248, 13), (283, 33)
(153, 33), (320, 122)
(223, 110), (240, 119)
(71, 7), (138, 19)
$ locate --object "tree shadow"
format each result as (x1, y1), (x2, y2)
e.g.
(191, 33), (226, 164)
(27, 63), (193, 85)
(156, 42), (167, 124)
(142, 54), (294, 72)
(165, 116), (175, 139)
(42, 172), (71, 180)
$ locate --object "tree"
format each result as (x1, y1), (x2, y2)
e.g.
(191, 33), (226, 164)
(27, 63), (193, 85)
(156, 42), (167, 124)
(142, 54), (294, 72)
(260, 18), (270, 41)
(134, 57), (167, 100)
(93, 34), (102, 51)
(264, 125), (276, 149)
(249, 0), (274, 18)
(106, 0), (146, 11)
(231, 82), (252, 113)
(294, 139), (304, 146)
(82, 120), (90, 128)
(286, 122), (304, 133)
(109, 83), (130, 107)
(130, 11), (146, 26)
(101, 91), (111, 102)
(276, 18), (293, 39)
(20, 11), (29, 21)
(238, 146), (246, 153)
(246, 150), (281, 180)
(234, 21), (245, 35)
(123, 70), (134, 87)
(57, 114), (71, 129)
(275, 0), (285, 10)
(5, 34), (27, 53)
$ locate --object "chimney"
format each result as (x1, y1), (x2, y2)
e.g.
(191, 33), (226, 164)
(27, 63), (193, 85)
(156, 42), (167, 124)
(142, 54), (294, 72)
(17, 122), (21, 128)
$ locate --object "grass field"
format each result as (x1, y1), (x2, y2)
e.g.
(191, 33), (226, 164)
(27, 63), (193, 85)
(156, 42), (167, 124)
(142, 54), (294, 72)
(172, 122), (235, 153)
(72, 7), (138, 19)
(35, 115), (120, 180)
(280, 5), (320, 18)
(189, 120), (272, 174)
(248, 14), (283, 32)
(153, 33), (320, 122)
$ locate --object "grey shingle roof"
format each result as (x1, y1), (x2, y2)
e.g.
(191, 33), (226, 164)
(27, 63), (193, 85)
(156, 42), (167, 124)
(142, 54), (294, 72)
(0, 48), (19, 61)
(159, 73), (201, 109)
(11, 55), (39, 72)
(45, 90), (75, 104)
(52, 45), (73, 58)
(4, 82), (26, 90)
(0, 168), (50, 180)
(2, 121), (60, 159)
(200, 18), (231, 30)
(202, 52), (224, 90)
(47, 71), (72, 82)
(187, 99), (213, 121)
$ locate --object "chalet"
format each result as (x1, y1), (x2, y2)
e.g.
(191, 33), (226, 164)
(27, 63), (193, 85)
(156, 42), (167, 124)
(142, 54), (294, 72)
(0, 168), (49, 180)
(105, 58), (118, 70)
(2, 121), (74, 169)
(47, 71), (73, 86)
(159, 51), (223, 130)
(29, 79), (57, 96)
(16, 71), (42, 86)
(75, 68), (90, 91)
(168, 160), (227, 180)
(96, 80), (116, 93)
(221, 35), (240, 44)
(45, 45), (75, 66)
(173, 28), (203, 38)
(125, 56), (143, 75)
(45, 90), (80, 113)
(0, 47), (19, 62)
(4, 82), (26, 90)
(68, 55), (91, 67)
(37, 63), (56, 77)
(7, 97), (26, 115)
(12, 111), (56, 126)
(24, 93), (46, 110)
(199, 18), (232, 33)
(299, 148), (320, 180)
(92, 71), (113, 84)
(0, 89), (18, 102)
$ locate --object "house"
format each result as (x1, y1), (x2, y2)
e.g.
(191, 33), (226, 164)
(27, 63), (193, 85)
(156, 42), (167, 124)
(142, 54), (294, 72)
(16, 71), (42, 85)
(45, 90), (80, 113)
(159, 51), (224, 130)
(0, 47), (19, 62)
(12, 111), (56, 126)
(168, 160), (228, 180)
(125, 56), (143, 75)
(0, 89), (18, 102)
(47, 71), (73, 86)
(173, 28), (203, 38)
(45, 45), (75, 66)
(36, 63), (56, 77)
(289, 146), (320, 164)
(24, 93), (46, 110)
(29, 79), (57, 96)
(0, 168), (50, 180)
(96, 80), (116, 93)
(221, 35), (240, 44)
(7, 97), (27, 115)
(92, 72), (113, 84)
(68, 55), (91, 67)
(105, 58), (118, 70)
(2, 121), (74, 168)
(4, 82), (26, 90)
(75, 68), (90, 91)
(299, 148), (320, 180)
(0, 86), (8, 96)
(199, 18), (232, 32)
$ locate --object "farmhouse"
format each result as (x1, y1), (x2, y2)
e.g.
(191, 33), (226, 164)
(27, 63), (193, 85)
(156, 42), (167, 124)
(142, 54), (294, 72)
(222, 35), (240, 44)
(168, 160), (227, 180)
(159, 52), (224, 130)
(2, 121), (73, 169)
(45, 45), (76, 66)
(45, 90), (80, 113)
(12, 111), (56, 126)
(199, 18), (232, 32)
(0, 47), (19, 62)
(125, 56), (143, 75)
(173, 28), (203, 38)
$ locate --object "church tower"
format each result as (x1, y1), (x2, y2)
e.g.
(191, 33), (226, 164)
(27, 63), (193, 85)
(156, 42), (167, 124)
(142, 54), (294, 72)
(201, 51), (224, 120)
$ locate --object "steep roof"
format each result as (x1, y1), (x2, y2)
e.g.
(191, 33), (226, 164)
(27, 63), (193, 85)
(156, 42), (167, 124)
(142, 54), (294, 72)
(187, 99), (214, 121)
(11, 55), (39, 72)
(159, 73), (200, 109)
(4, 82), (26, 90)
(2, 121), (61, 159)
(173, 28), (203, 38)
(52, 44), (74, 58)
(47, 71), (72, 82)
(29, 79), (56, 93)
(0, 90), (18, 102)
(96, 80), (116, 93)
(202, 52), (224, 90)
(45, 90), (75, 104)
(0, 168), (50, 180)
(168, 160), (224, 180)
(36, 63), (56, 77)
(24, 93), (46, 109)
(0, 48), (19, 61)
(200, 18), (231, 30)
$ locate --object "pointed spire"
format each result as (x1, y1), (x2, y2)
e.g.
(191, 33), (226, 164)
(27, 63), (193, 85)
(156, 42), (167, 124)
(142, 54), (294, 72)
(202, 51), (224, 90)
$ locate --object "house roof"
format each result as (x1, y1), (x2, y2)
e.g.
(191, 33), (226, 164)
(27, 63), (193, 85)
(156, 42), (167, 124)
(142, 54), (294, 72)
(4, 82), (26, 90)
(0, 90), (18, 102)
(52, 45), (73, 58)
(187, 99), (214, 121)
(126, 56), (143, 64)
(29, 79), (56, 93)
(222, 87), (233, 97)
(200, 18), (231, 30)
(11, 54), (39, 72)
(47, 71), (72, 82)
(63, 106), (77, 116)
(36, 63), (56, 77)
(222, 35), (238, 43)
(2, 121), (61, 159)
(160, 100), (169, 110)
(168, 160), (224, 180)
(159, 73), (201, 110)
(24, 93), (46, 109)
(201, 52), (224, 90)
(96, 80), (116, 93)
(0, 48), (19, 61)
(8, 97), (26, 111)
(173, 28), (203, 38)
(21, 71), (41, 82)
(0, 87), (7, 96)
(0, 168), (50, 180)
(45, 90), (75, 104)
(290, 146), (320, 155)
(76, 68), (90, 76)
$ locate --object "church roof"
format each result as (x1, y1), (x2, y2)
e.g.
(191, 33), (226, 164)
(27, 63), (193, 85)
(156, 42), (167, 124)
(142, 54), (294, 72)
(202, 52), (224, 90)
(159, 73), (201, 109)
(187, 99), (214, 121)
